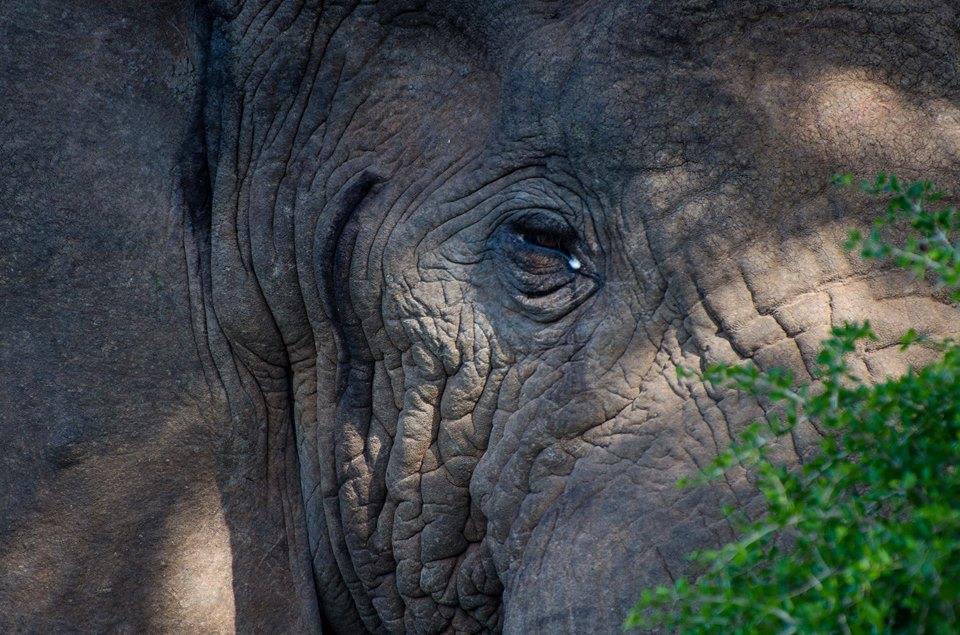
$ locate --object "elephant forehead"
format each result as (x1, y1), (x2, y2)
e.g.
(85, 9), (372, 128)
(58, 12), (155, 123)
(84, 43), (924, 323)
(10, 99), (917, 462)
(495, 3), (725, 167)
(496, 0), (960, 177)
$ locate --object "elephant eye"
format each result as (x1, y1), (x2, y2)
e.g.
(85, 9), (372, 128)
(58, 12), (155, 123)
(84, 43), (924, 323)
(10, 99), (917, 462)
(493, 211), (600, 321)
(516, 228), (584, 271)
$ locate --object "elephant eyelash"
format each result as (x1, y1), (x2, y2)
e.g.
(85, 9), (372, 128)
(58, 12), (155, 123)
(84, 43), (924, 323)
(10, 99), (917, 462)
(519, 230), (564, 251)
(509, 213), (579, 260)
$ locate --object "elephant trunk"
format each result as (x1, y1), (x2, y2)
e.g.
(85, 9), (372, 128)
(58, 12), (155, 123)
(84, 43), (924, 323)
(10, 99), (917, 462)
(498, 446), (736, 633)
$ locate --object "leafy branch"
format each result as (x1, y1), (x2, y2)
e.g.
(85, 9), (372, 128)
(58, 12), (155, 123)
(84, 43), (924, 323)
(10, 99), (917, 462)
(626, 175), (960, 634)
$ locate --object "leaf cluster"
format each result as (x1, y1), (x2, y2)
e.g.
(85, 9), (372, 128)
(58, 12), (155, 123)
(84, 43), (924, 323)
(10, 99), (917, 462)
(626, 176), (960, 634)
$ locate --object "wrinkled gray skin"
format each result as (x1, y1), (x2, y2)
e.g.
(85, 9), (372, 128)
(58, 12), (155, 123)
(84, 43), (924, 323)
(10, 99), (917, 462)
(4, 0), (960, 632)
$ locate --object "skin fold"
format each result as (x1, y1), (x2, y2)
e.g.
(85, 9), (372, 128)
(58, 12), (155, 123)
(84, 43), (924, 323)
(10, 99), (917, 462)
(3, 0), (960, 632)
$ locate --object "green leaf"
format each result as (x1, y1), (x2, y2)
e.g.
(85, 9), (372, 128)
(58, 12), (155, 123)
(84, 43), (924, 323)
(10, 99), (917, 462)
(832, 172), (854, 187)
(900, 328), (920, 351)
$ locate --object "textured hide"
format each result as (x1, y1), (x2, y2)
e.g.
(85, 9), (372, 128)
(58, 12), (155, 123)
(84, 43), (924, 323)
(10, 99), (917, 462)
(3, 1), (960, 632)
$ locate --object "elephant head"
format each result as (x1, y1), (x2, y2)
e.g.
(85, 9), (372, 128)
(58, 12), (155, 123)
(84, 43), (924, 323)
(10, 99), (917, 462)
(190, 0), (960, 631)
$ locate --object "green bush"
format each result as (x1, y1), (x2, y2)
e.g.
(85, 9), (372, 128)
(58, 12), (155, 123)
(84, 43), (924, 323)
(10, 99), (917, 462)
(625, 175), (960, 634)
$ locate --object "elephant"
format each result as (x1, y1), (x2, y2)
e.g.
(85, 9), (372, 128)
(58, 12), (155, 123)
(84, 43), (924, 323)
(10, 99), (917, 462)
(3, 0), (960, 631)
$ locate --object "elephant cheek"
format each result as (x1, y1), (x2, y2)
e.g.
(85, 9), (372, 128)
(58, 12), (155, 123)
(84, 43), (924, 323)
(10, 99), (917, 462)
(499, 461), (736, 634)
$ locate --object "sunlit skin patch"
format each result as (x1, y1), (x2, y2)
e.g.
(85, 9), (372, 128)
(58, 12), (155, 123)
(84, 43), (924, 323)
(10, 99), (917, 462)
(810, 72), (911, 146)
(756, 69), (960, 168)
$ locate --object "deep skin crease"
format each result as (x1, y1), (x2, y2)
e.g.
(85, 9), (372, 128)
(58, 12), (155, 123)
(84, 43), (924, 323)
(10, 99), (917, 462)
(3, 0), (960, 632)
